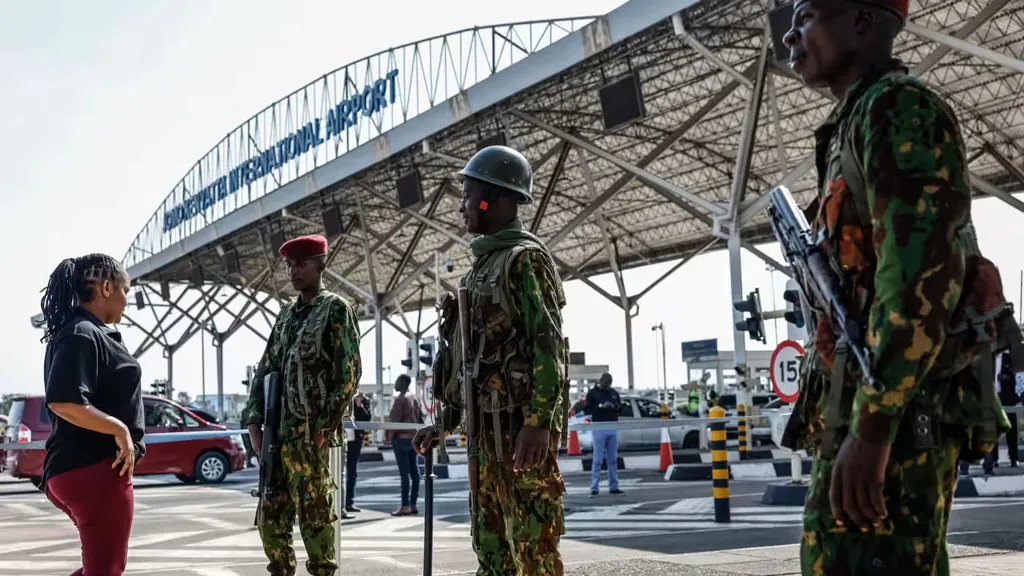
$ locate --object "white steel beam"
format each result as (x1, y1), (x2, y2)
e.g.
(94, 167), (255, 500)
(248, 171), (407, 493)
(672, 13), (754, 90)
(726, 25), (771, 224)
(905, 20), (1024, 76)
(511, 110), (728, 217)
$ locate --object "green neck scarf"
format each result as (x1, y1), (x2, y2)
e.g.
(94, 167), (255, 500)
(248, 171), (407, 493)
(468, 217), (543, 258)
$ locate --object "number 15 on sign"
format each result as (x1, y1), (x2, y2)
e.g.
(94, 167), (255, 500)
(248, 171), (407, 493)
(770, 340), (805, 403)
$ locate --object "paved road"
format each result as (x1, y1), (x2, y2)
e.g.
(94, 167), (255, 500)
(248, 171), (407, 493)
(2, 463), (1023, 575)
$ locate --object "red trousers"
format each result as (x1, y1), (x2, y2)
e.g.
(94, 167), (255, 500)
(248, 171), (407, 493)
(46, 457), (134, 576)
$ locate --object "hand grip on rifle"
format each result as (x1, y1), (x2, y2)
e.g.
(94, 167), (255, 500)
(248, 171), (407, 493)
(766, 186), (880, 392)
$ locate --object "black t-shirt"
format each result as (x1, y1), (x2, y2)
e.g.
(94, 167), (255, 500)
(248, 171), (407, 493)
(353, 396), (372, 422)
(43, 308), (146, 488)
(585, 386), (621, 422)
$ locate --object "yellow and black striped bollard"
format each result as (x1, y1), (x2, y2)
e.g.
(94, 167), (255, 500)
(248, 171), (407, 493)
(460, 432), (467, 447)
(709, 406), (730, 523)
(737, 404), (747, 460)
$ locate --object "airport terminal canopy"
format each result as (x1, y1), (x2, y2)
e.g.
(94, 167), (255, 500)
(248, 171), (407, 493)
(120, 0), (1024, 364)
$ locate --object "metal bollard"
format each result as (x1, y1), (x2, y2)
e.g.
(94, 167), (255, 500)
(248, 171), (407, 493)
(423, 446), (436, 576)
(710, 406), (730, 523)
(737, 404), (748, 460)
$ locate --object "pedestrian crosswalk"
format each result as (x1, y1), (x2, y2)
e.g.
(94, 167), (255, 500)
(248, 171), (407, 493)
(3, 480), (1024, 576)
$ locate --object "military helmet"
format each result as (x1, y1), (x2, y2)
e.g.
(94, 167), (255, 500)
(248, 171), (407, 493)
(458, 145), (534, 204)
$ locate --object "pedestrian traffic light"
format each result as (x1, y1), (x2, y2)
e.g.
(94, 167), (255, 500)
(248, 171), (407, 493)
(400, 338), (417, 378)
(419, 336), (436, 377)
(733, 288), (766, 344)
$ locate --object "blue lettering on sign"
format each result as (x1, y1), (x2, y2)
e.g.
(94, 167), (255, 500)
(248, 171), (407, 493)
(163, 69), (400, 232)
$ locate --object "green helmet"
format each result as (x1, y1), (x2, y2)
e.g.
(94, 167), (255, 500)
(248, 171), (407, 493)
(458, 145), (534, 204)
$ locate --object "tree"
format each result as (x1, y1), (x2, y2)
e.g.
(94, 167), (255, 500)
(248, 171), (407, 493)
(0, 394), (16, 417)
(176, 391), (192, 407)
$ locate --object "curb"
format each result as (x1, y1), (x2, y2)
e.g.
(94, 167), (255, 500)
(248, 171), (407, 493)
(761, 482), (809, 505)
(955, 474), (1024, 497)
(664, 459), (813, 482)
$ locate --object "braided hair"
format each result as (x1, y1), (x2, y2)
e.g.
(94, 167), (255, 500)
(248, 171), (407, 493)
(39, 254), (126, 343)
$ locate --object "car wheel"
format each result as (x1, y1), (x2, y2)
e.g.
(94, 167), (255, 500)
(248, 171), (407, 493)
(176, 474), (197, 484)
(195, 451), (229, 484)
(683, 431), (699, 450)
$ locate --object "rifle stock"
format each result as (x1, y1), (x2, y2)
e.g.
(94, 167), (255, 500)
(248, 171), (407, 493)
(253, 371), (283, 526)
(456, 287), (480, 548)
(766, 186), (879, 390)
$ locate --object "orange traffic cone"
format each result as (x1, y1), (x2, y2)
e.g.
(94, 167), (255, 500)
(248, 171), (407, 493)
(659, 427), (674, 473)
(568, 428), (582, 456)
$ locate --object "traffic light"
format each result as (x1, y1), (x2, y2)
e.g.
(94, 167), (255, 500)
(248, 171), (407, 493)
(400, 338), (417, 377)
(419, 336), (436, 377)
(733, 288), (766, 344)
(783, 279), (809, 342)
(150, 380), (167, 397)
(783, 289), (805, 328)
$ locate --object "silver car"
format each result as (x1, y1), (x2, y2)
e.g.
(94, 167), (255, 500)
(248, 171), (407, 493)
(569, 395), (702, 451)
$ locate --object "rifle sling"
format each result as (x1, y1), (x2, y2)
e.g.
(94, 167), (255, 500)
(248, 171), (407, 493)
(821, 342), (850, 460)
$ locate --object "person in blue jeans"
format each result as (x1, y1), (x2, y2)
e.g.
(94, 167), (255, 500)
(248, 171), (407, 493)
(584, 372), (624, 497)
(387, 375), (423, 515)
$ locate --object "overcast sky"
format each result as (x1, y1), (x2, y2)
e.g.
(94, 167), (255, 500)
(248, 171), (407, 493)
(2, 0), (1022, 405)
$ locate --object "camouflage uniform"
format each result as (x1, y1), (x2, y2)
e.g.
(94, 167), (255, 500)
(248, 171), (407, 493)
(241, 289), (362, 576)
(435, 217), (569, 576)
(779, 59), (1015, 575)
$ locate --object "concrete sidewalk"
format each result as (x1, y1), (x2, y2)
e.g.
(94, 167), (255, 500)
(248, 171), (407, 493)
(562, 543), (1023, 575)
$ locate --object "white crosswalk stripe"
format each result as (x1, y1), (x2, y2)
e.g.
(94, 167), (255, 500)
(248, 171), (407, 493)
(3, 486), (1023, 574)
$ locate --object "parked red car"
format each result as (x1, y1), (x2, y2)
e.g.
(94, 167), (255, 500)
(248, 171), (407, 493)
(3, 394), (246, 485)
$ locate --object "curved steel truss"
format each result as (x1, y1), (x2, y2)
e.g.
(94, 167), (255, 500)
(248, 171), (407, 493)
(120, 0), (1024, 400)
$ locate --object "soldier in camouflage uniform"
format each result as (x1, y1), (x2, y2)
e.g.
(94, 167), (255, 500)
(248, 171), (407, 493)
(781, 2), (1023, 575)
(241, 234), (363, 576)
(413, 145), (569, 576)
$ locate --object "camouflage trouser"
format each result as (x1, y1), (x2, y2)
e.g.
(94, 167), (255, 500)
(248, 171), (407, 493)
(474, 421), (566, 576)
(801, 439), (961, 576)
(258, 439), (338, 576)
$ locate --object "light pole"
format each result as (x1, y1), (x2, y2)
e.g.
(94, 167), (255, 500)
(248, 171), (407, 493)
(651, 323), (667, 398)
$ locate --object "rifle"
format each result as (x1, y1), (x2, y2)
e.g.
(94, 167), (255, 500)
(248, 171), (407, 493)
(251, 371), (283, 525)
(456, 287), (480, 550)
(766, 185), (880, 391)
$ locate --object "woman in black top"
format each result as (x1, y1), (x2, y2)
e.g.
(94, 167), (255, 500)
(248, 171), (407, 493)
(39, 254), (145, 576)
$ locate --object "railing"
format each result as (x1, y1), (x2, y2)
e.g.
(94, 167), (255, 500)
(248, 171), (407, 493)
(122, 18), (596, 271)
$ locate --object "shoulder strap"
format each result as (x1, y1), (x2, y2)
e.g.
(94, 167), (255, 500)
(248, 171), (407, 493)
(500, 241), (565, 318)
(839, 69), (912, 229)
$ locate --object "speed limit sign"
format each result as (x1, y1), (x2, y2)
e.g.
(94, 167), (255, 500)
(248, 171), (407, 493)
(769, 340), (805, 403)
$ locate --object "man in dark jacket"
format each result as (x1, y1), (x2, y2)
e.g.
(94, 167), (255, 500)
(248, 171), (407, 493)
(584, 373), (624, 497)
(346, 391), (372, 512)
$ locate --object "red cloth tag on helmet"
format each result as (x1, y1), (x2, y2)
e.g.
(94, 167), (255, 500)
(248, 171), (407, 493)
(479, 200), (489, 211)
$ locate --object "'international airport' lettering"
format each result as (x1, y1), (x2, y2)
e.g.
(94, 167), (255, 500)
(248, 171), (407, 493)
(163, 69), (400, 232)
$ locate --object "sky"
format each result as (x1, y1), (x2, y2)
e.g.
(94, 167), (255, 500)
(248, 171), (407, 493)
(2, 0), (1023, 405)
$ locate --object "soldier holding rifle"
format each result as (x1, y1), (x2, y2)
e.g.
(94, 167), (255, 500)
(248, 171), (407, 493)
(775, 1), (1023, 574)
(241, 234), (363, 576)
(413, 145), (571, 576)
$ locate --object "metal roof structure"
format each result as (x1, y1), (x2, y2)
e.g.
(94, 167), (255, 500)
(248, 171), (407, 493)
(117, 0), (1024, 403)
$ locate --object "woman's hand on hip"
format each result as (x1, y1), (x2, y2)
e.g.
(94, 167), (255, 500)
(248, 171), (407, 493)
(111, 425), (136, 478)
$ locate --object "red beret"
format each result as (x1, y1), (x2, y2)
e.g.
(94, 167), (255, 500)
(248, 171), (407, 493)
(858, 0), (908, 19)
(279, 234), (328, 260)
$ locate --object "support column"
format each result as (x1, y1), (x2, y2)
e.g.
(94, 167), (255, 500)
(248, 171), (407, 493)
(728, 232), (748, 393)
(623, 304), (636, 392)
(215, 335), (225, 423)
(165, 348), (174, 401)
(375, 299), (385, 439)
